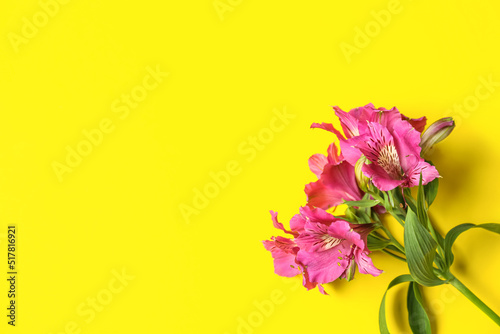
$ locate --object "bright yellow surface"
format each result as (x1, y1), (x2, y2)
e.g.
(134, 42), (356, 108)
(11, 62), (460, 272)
(1, 0), (499, 333)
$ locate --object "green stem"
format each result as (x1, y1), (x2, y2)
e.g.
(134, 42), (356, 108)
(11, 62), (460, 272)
(380, 226), (405, 254)
(381, 249), (406, 262)
(449, 275), (500, 326)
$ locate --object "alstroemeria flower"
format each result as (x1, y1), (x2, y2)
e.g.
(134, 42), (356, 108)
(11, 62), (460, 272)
(356, 120), (439, 191)
(295, 208), (382, 284)
(304, 143), (364, 210)
(262, 210), (327, 294)
(312, 103), (427, 166)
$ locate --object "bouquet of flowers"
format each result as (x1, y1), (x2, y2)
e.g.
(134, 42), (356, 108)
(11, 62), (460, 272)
(262, 104), (500, 333)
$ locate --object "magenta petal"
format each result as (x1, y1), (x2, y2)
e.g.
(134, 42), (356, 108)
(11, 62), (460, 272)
(329, 222), (365, 249)
(404, 160), (440, 188)
(263, 237), (300, 277)
(392, 120), (423, 171)
(299, 206), (336, 226)
(339, 136), (363, 166)
(321, 162), (364, 202)
(334, 106), (360, 138)
(296, 247), (349, 284)
(392, 120), (440, 186)
(354, 248), (383, 276)
(362, 163), (404, 191)
(311, 122), (345, 142)
(289, 213), (306, 234)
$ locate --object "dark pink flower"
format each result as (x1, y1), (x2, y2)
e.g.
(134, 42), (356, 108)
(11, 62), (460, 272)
(312, 103), (426, 166)
(262, 210), (327, 293)
(356, 120), (439, 191)
(295, 207), (382, 284)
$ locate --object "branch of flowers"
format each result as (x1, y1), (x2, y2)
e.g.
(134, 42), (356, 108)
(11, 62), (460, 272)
(448, 274), (500, 326)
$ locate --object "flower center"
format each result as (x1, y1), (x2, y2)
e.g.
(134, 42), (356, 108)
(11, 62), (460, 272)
(320, 235), (344, 250)
(377, 145), (402, 179)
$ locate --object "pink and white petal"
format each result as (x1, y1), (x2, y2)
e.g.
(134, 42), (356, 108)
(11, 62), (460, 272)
(356, 122), (396, 164)
(308, 153), (328, 178)
(295, 221), (331, 252)
(355, 248), (383, 276)
(362, 163), (404, 191)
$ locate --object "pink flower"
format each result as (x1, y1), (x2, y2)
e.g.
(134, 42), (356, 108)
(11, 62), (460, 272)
(304, 143), (364, 210)
(262, 210), (327, 294)
(312, 103), (426, 166)
(295, 207), (382, 284)
(356, 120), (440, 191)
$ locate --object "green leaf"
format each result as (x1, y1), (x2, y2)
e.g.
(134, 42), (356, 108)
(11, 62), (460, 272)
(407, 282), (432, 334)
(356, 208), (372, 224)
(404, 208), (445, 287)
(367, 234), (391, 251)
(416, 175), (427, 226)
(404, 188), (418, 214)
(423, 177), (439, 206)
(443, 223), (500, 269)
(382, 191), (390, 209)
(392, 187), (405, 208)
(379, 275), (414, 334)
(344, 199), (380, 208)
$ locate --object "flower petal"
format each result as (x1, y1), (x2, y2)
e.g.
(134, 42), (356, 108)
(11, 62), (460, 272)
(321, 162), (364, 203)
(308, 154), (328, 178)
(270, 211), (298, 237)
(296, 246), (350, 284)
(362, 162), (404, 191)
(354, 248), (383, 277)
(263, 237), (300, 277)
(305, 180), (340, 210)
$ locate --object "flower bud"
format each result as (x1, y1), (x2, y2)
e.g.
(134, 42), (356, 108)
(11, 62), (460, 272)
(420, 117), (455, 157)
(343, 260), (357, 281)
(355, 155), (370, 192)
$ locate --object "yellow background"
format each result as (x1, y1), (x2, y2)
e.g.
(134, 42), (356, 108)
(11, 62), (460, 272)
(1, 0), (500, 333)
